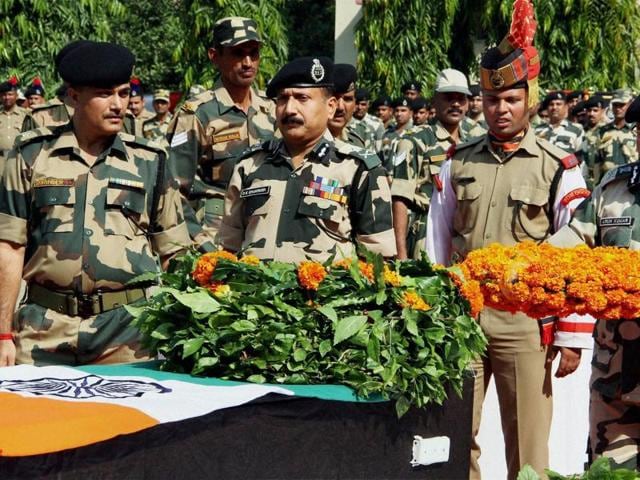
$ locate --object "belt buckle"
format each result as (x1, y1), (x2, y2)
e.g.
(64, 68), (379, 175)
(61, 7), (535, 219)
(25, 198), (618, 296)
(77, 293), (100, 317)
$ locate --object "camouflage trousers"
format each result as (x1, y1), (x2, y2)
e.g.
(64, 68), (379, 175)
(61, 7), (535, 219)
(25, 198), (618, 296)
(13, 302), (150, 366)
(407, 209), (428, 260)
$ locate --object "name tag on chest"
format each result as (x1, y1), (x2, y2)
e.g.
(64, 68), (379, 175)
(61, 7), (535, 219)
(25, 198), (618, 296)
(240, 186), (271, 198)
(599, 216), (634, 227)
(213, 131), (242, 144)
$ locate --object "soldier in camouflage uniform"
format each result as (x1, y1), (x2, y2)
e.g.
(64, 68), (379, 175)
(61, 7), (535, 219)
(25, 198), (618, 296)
(391, 68), (471, 259)
(372, 95), (394, 129)
(411, 97), (430, 127)
(380, 97), (414, 176)
(535, 91), (585, 156)
(327, 64), (368, 149)
(401, 80), (421, 101)
(593, 89), (638, 186)
(167, 16), (276, 249)
(352, 88), (385, 151)
(0, 41), (191, 367)
(0, 77), (31, 162)
(142, 89), (173, 148)
(549, 95), (640, 471)
(582, 96), (608, 189)
(460, 84), (488, 139)
(219, 56), (396, 263)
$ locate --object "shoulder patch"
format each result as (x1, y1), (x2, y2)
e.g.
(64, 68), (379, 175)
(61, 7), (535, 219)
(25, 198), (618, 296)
(121, 133), (166, 155)
(560, 153), (580, 169)
(238, 141), (269, 161)
(600, 162), (637, 188)
(14, 127), (55, 147)
(181, 91), (214, 113)
(335, 139), (381, 169)
(560, 188), (590, 206)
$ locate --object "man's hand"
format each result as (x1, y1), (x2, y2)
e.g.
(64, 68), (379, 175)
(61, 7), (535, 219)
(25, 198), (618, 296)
(551, 346), (582, 378)
(0, 340), (16, 367)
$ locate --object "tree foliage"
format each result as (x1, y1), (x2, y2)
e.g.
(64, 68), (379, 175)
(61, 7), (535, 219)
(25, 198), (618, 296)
(356, 0), (640, 97)
(0, 0), (126, 90)
(283, 0), (335, 59)
(172, 0), (289, 90)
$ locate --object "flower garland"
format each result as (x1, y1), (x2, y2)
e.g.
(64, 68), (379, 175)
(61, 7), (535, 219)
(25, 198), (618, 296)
(459, 241), (640, 320)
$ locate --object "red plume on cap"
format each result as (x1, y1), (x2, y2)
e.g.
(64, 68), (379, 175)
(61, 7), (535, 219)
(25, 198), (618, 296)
(130, 76), (141, 85)
(8, 75), (18, 86)
(500, 0), (537, 53)
(32, 76), (42, 87)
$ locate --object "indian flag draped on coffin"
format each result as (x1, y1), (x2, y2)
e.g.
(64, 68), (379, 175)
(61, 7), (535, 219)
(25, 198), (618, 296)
(0, 363), (298, 456)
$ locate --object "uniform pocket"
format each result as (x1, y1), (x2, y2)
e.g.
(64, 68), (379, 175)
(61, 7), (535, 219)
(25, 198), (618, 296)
(298, 195), (348, 240)
(33, 185), (76, 233)
(508, 185), (550, 239)
(105, 185), (147, 239)
(452, 182), (482, 235)
(600, 225), (632, 247)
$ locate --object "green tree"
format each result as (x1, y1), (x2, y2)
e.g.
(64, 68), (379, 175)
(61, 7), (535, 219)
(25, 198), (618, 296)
(283, 0), (335, 59)
(172, 0), (289, 91)
(112, 0), (184, 92)
(0, 0), (126, 92)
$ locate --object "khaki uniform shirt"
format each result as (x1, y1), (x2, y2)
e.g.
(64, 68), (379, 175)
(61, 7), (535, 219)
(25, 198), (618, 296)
(220, 132), (396, 263)
(143, 113), (173, 147)
(550, 162), (640, 401)
(0, 124), (191, 293)
(167, 80), (276, 245)
(593, 122), (638, 186)
(22, 98), (74, 131)
(0, 105), (29, 153)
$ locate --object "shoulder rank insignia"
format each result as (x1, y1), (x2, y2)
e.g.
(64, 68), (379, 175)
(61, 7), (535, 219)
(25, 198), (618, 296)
(560, 153), (580, 169)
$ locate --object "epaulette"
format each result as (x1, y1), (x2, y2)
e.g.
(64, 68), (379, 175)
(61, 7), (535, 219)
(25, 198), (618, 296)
(600, 162), (637, 189)
(14, 126), (55, 148)
(335, 139), (381, 170)
(237, 140), (270, 161)
(560, 153), (580, 170)
(453, 135), (484, 153)
(180, 91), (214, 113)
(536, 137), (581, 169)
(120, 133), (166, 155)
(30, 98), (63, 112)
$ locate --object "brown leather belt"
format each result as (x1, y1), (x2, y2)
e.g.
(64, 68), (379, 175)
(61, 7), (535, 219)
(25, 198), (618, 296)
(27, 284), (146, 318)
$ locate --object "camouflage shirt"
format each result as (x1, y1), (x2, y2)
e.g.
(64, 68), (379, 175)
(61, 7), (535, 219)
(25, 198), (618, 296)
(460, 115), (488, 139)
(143, 113), (173, 148)
(534, 119), (585, 154)
(352, 113), (385, 151)
(346, 117), (375, 151)
(166, 80), (276, 244)
(0, 105), (30, 153)
(0, 124), (191, 293)
(550, 162), (640, 403)
(22, 97), (74, 132)
(593, 122), (638, 186)
(219, 132), (397, 263)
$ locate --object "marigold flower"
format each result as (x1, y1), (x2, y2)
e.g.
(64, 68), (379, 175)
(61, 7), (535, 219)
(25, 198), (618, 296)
(192, 250), (238, 286)
(240, 255), (260, 266)
(383, 265), (402, 287)
(400, 291), (430, 311)
(297, 261), (327, 290)
(358, 261), (375, 282)
(212, 283), (231, 298)
(332, 258), (353, 270)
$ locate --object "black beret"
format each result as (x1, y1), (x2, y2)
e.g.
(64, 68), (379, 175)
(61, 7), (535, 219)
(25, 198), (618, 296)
(25, 77), (45, 97)
(468, 84), (481, 97)
(371, 96), (392, 109)
(392, 97), (413, 109)
(130, 77), (144, 97)
(55, 40), (92, 72)
(411, 97), (428, 110)
(401, 81), (421, 93)
(566, 91), (582, 101)
(355, 88), (370, 102)
(544, 91), (567, 103)
(570, 101), (587, 116)
(58, 41), (135, 88)
(625, 96), (640, 123)
(333, 64), (357, 94)
(584, 96), (607, 110)
(266, 56), (333, 98)
(0, 75), (19, 93)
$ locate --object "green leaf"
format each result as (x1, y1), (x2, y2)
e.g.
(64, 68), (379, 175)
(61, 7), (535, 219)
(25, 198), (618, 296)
(163, 288), (220, 313)
(182, 337), (204, 358)
(317, 305), (338, 322)
(230, 320), (257, 332)
(395, 395), (411, 418)
(516, 465), (541, 480)
(318, 340), (332, 357)
(150, 322), (174, 340)
(247, 374), (266, 384)
(293, 348), (307, 362)
(333, 315), (368, 345)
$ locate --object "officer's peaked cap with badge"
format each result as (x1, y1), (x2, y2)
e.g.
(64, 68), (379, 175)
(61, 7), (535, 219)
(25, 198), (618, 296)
(625, 95), (640, 123)
(611, 88), (633, 105)
(544, 90), (566, 103)
(58, 41), (135, 88)
(266, 56), (334, 98)
(213, 17), (261, 47)
(479, 0), (541, 108)
(355, 88), (371, 102)
(25, 77), (45, 97)
(401, 81), (421, 93)
(333, 64), (357, 94)
(0, 75), (19, 94)
(435, 68), (471, 96)
(392, 97), (413, 110)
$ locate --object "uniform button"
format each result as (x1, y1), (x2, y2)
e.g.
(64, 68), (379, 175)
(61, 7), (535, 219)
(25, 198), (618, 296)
(290, 174), (296, 178)
(498, 165), (503, 169)
(524, 198), (530, 203)
(491, 201), (497, 207)
(124, 200), (131, 207)
(83, 262), (90, 270)
(283, 208), (290, 213)
(84, 228), (93, 237)
(485, 233), (491, 239)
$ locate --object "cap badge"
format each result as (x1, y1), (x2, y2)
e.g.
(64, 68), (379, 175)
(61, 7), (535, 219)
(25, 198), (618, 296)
(489, 70), (505, 89)
(311, 59), (325, 83)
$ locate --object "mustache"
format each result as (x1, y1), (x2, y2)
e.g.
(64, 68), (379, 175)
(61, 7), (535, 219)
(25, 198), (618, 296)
(447, 108), (463, 115)
(281, 115), (304, 126)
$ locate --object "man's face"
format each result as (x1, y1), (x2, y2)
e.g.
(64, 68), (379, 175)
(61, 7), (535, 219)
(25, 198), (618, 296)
(209, 41), (260, 89)
(354, 99), (369, 120)
(567, 97), (579, 109)
(1, 90), (17, 110)
(547, 99), (567, 124)
(434, 92), (468, 128)
(328, 90), (356, 133)
(128, 95), (144, 116)
(413, 107), (429, 126)
(376, 105), (393, 122)
(483, 88), (529, 138)
(27, 94), (45, 107)
(69, 83), (130, 137)
(404, 89), (419, 100)
(153, 99), (169, 115)
(393, 106), (412, 127)
(276, 87), (336, 146)
(468, 95), (482, 116)
(611, 101), (629, 121)
(586, 106), (604, 128)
